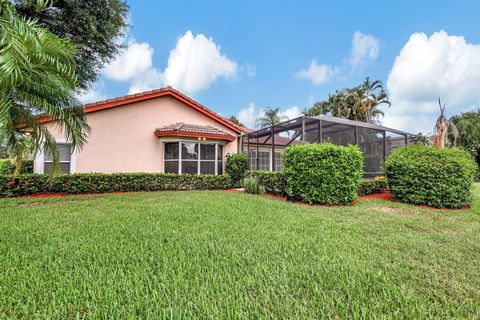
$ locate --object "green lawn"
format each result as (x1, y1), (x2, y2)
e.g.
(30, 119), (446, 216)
(0, 185), (479, 319)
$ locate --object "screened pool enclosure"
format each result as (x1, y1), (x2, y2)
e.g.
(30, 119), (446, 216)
(240, 115), (415, 177)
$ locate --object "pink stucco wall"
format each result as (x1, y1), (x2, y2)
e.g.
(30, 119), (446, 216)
(41, 96), (238, 173)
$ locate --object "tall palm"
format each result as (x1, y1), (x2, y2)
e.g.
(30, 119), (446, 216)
(349, 77), (391, 123)
(0, 0), (90, 175)
(255, 107), (287, 128)
(305, 78), (391, 124)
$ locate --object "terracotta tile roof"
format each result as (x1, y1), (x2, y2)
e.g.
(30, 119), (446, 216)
(154, 122), (236, 142)
(36, 86), (245, 134)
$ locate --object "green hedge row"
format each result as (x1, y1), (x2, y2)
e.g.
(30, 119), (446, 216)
(0, 173), (232, 197)
(385, 145), (477, 208)
(246, 170), (287, 196)
(357, 177), (388, 196)
(0, 159), (33, 175)
(284, 143), (364, 205)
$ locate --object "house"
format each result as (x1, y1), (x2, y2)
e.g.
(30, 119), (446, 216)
(34, 87), (244, 175)
(34, 86), (413, 177)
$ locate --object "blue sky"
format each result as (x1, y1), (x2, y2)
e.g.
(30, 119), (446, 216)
(81, 0), (480, 133)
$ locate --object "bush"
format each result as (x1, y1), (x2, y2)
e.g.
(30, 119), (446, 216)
(358, 176), (388, 196)
(226, 153), (249, 187)
(283, 143), (364, 205)
(246, 170), (287, 196)
(0, 173), (232, 197)
(0, 159), (33, 175)
(242, 177), (265, 194)
(385, 145), (477, 208)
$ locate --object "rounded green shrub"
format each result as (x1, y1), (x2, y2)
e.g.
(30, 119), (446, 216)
(385, 145), (477, 208)
(283, 143), (364, 205)
(226, 153), (249, 187)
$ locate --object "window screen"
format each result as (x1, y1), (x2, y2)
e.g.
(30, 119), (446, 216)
(43, 143), (71, 174)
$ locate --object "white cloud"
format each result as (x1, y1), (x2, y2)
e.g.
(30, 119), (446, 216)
(163, 31), (238, 94)
(279, 106), (301, 120)
(347, 31), (379, 69)
(103, 42), (154, 81)
(385, 30), (480, 132)
(237, 103), (302, 129)
(76, 82), (107, 104)
(238, 103), (261, 129)
(295, 59), (339, 85)
(128, 69), (164, 94)
(296, 32), (379, 85)
(103, 31), (238, 95)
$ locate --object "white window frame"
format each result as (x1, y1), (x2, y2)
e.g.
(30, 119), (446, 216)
(162, 140), (225, 175)
(34, 139), (76, 174)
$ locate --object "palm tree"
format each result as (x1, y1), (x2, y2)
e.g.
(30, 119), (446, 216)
(0, 0), (90, 175)
(227, 115), (245, 128)
(352, 77), (391, 123)
(255, 107), (287, 128)
(305, 78), (391, 124)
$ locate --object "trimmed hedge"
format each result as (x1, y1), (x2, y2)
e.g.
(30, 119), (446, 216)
(358, 177), (388, 196)
(246, 170), (287, 196)
(385, 145), (477, 208)
(284, 143), (364, 205)
(0, 173), (232, 198)
(0, 159), (33, 175)
(226, 153), (249, 187)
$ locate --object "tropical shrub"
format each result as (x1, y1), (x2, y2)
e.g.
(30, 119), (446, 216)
(226, 153), (249, 187)
(283, 143), (364, 205)
(243, 177), (265, 195)
(385, 145), (477, 208)
(0, 160), (33, 175)
(246, 170), (287, 196)
(0, 173), (232, 198)
(358, 176), (387, 196)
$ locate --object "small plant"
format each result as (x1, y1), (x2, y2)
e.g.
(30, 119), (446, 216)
(226, 153), (249, 187)
(246, 170), (287, 196)
(358, 176), (387, 196)
(243, 177), (265, 194)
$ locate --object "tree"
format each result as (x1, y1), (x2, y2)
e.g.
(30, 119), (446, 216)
(227, 116), (245, 128)
(255, 107), (287, 128)
(449, 108), (480, 166)
(305, 78), (391, 123)
(0, 0), (90, 175)
(14, 0), (129, 90)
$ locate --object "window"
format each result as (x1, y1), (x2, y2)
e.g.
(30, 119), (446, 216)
(274, 151), (283, 171)
(164, 142), (179, 174)
(44, 143), (72, 174)
(200, 144), (215, 174)
(181, 142), (198, 174)
(258, 151), (270, 171)
(163, 141), (224, 175)
(248, 150), (257, 170)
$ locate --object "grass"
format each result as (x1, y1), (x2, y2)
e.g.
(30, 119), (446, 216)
(0, 185), (479, 319)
